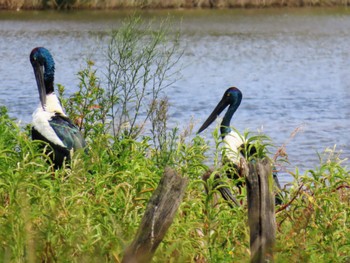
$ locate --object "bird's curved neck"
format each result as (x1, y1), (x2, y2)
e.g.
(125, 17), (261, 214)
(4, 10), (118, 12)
(44, 64), (55, 94)
(220, 103), (239, 137)
(36, 49), (56, 94)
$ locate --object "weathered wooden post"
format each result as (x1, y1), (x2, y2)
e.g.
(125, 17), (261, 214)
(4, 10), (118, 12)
(122, 167), (188, 263)
(243, 158), (276, 263)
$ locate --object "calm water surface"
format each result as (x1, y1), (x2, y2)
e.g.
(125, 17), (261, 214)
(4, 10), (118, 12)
(1, 8), (350, 183)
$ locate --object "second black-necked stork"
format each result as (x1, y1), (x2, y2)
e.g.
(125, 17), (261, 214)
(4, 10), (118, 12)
(30, 47), (86, 169)
(198, 87), (282, 205)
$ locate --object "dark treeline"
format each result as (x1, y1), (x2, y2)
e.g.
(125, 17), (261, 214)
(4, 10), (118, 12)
(1, 0), (350, 10)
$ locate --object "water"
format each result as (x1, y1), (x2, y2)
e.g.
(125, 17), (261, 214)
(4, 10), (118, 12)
(1, 8), (350, 183)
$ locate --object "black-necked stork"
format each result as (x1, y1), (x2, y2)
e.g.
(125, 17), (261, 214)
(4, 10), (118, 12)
(30, 47), (86, 169)
(198, 87), (282, 205)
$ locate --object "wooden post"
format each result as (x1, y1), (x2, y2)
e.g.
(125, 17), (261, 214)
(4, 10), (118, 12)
(243, 158), (276, 263)
(122, 167), (188, 263)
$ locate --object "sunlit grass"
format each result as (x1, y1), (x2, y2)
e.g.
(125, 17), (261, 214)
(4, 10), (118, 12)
(1, 104), (349, 262)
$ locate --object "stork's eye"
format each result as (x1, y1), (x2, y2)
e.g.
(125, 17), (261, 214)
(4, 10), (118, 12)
(31, 55), (38, 61)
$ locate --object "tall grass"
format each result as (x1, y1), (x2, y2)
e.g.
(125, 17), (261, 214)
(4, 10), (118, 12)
(1, 107), (349, 262)
(0, 15), (349, 262)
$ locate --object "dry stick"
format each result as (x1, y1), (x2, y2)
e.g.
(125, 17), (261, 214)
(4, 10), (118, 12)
(276, 183), (304, 213)
(244, 158), (276, 263)
(122, 167), (188, 263)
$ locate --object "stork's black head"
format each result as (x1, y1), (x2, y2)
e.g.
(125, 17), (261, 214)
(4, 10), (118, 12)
(222, 87), (242, 104)
(30, 47), (55, 108)
(198, 87), (242, 134)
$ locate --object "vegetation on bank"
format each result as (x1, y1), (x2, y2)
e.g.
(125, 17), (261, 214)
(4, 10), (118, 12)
(1, 0), (350, 10)
(1, 15), (349, 262)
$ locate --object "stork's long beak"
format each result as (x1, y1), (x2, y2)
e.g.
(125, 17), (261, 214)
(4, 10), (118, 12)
(197, 96), (229, 134)
(33, 64), (46, 109)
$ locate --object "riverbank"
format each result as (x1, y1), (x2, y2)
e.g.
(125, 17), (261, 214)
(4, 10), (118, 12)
(1, 0), (350, 10)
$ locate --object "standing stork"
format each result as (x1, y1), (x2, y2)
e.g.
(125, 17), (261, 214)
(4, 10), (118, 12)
(198, 87), (282, 205)
(30, 47), (86, 169)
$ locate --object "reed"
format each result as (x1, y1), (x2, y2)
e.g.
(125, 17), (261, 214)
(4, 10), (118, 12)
(1, 0), (349, 10)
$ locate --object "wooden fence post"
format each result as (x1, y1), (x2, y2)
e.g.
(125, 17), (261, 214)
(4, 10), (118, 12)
(243, 158), (276, 263)
(122, 167), (188, 263)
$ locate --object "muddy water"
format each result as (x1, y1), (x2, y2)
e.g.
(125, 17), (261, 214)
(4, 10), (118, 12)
(1, 8), (350, 183)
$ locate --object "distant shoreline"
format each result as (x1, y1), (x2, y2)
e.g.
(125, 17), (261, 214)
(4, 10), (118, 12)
(1, 0), (349, 11)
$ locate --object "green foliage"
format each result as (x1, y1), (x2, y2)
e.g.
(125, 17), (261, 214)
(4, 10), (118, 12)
(237, 129), (274, 161)
(276, 148), (350, 262)
(1, 101), (350, 262)
(58, 60), (111, 139)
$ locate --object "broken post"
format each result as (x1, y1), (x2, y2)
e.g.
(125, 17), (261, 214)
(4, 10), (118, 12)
(243, 158), (276, 263)
(122, 167), (188, 263)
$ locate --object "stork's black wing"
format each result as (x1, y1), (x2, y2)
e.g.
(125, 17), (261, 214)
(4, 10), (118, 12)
(49, 114), (86, 151)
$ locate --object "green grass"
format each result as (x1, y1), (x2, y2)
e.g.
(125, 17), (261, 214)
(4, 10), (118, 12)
(1, 104), (349, 262)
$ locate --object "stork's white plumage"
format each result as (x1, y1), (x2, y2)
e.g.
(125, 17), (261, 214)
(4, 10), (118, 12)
(222, 130), (245, 166)
(32, 93), (66, 148)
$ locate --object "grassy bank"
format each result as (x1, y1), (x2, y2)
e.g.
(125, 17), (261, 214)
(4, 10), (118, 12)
(1, 15), (349, 262)
(1, 0), (350, 10)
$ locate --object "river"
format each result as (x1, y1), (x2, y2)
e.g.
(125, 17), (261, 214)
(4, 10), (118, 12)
(1, 8), (349, 184)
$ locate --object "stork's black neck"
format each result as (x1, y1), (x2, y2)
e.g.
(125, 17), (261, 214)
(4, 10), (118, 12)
(45, 77), (54, 94)
(43, 55), (55, 94)
(220, 95), (242, 137)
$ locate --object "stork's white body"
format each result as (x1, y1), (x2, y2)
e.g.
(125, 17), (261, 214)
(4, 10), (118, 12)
(32, 93), (66, 147)
(222, 130), (245, 166)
